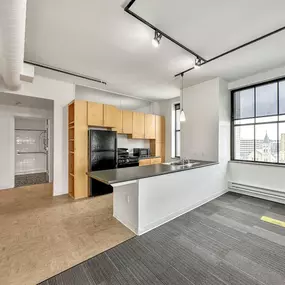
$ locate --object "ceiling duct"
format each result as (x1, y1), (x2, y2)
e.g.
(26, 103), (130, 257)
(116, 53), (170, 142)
(1, 0), (27, 90)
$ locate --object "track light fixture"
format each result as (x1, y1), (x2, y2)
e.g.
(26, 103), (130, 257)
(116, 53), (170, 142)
(194, 58), (203, 69)
(180, 73), (186, 122)
(152, 30), (162, 48)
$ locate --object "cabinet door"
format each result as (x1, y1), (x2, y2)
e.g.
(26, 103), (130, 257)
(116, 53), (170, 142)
(87, 102), (104, 126)
(154, 142), (162, 157)
(155, 116), (165, 142)
(144, 114), (155, 139)
(132, 112), (145, 138)
(139, 159), (151, 166)
(150, 158), (161, 165)
(122, 110), (133, 134)
(104, 105), (122, 132)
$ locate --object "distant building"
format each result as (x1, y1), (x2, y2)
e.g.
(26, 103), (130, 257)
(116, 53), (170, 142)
(280, 133), (285, 162)
(247, 132), (276, 162)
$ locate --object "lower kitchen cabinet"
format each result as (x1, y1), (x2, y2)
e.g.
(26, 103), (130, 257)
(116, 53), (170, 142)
(150, 158), (161, 164)
(139, 157), (161, 166)
(139, 159), (151, 166)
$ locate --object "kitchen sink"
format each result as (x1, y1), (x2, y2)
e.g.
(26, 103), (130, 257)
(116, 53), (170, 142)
(163, 160), (200, 167)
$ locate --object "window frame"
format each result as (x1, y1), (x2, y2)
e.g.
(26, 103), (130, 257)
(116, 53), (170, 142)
(174, 103), (181, 158)
(231, 77), (285, 166)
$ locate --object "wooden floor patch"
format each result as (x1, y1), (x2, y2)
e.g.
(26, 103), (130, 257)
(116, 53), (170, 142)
(261, 216), (285, 228)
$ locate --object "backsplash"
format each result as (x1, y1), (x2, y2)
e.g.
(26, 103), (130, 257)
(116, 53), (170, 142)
(117, 134), (150, 154)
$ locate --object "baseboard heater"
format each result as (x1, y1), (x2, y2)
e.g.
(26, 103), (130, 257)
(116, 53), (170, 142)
(228, 181), (285, 205)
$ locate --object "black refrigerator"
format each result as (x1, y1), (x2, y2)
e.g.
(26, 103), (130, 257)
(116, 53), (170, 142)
(89, 130), (117, 196)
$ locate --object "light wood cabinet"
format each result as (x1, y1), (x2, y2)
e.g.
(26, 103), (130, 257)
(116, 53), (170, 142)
(69, 99), (166, 199)
(69, 100), (88, 199)
(87, 102), (104, 126)
(150, 142), (165, 163)
(155, 115), (165, 143)
(150, 157), (161, 164)
(144, 114), (156, 139)
(132, 112), (145, 139)
(104, 104), (122, 132)
(122, 110), (133, 134)
(139, 159), (151, 166)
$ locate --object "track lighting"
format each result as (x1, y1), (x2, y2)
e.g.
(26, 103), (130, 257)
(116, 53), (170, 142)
(194, 58), (203, 69)
(180, 73), (186, 122)
(152, 31), (162, 48)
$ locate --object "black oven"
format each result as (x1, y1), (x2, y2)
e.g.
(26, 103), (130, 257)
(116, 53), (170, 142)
(133, 148), (150, 158)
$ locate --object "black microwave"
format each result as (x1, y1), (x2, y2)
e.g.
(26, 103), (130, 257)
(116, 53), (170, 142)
(133, 148), (150, 157)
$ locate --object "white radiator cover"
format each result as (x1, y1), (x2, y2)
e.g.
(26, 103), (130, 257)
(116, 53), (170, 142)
(229, 181), (285, 204)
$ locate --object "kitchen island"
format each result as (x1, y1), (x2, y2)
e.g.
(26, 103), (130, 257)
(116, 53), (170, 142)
(89, 160), (228, 235)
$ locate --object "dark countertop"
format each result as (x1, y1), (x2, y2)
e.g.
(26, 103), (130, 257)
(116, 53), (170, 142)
(88, 160), (218, 185)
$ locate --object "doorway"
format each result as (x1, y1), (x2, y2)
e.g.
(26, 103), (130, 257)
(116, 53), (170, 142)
(15, 117), (50, 187)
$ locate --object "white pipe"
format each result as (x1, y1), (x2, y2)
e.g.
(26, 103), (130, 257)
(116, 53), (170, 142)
(1, 0), (27, 90)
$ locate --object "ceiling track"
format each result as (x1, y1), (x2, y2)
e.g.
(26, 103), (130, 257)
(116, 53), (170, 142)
(24, 60), (107, 85)
(125, 0), (285, 78)
(124, 0), (205, 63)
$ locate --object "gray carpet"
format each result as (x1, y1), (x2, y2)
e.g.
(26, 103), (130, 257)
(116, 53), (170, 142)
(39, 192), (285, 285)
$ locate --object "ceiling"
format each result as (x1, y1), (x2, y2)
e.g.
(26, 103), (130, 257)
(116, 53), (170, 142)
(0, 92), (53, 110)
(24, 0), (285, 100)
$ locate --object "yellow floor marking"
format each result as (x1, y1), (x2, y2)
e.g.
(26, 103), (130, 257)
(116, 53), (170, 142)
(261, 216), (285, 228)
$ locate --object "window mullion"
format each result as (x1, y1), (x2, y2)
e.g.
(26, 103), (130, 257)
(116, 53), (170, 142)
(277, 82), (280, 163)
(254, 87), (256, 162)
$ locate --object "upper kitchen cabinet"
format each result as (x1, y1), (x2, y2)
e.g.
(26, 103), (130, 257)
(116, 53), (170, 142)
(132, 112), (145, 139)
(104, 104), (122, 133)
(155, 115), (165, 142)
(87, 102), (104, 126)
(144, 114), (155, 139)
(122, 110), (133, 134)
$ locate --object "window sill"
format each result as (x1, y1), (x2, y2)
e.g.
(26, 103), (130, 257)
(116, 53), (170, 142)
(229, 160), (285, 168)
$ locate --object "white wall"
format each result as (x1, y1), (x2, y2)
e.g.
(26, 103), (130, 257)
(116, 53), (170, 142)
(155, 78), (228, 162)
(75, 85), (150, 110)
(228, 162), (285, 193)
(117, 134), (149, 153)
(0, 115), (14, 189)
(228, 64), (285, 90)
(0, 76), (75, 195)
(228, 66), (285, 197)
(0, 105), (53, 189)
(181, 78), (220, 161)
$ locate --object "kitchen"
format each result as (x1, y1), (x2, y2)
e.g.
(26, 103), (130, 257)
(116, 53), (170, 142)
(68, 99), (166, 199)
(67, 77), (230, 236)
(1, 0), (285, 284)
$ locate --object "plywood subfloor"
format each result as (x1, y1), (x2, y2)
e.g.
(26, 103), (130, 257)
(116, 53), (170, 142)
(41, 192), (285, 285)
(0, 184), (135, 285)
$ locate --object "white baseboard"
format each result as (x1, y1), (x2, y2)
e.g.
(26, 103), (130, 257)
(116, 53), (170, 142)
(137, 189), (228, 236)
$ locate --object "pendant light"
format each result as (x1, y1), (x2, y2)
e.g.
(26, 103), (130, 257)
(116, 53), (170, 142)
(180, 73), (186, 122)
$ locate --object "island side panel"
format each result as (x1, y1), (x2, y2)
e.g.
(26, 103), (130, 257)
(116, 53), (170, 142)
(137, 163), (228, 235)
(112, 181), (139, 234)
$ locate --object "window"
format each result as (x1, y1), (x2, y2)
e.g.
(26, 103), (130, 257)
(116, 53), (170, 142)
(232, 79), (285, 164)
(174, 103), (181, 157)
